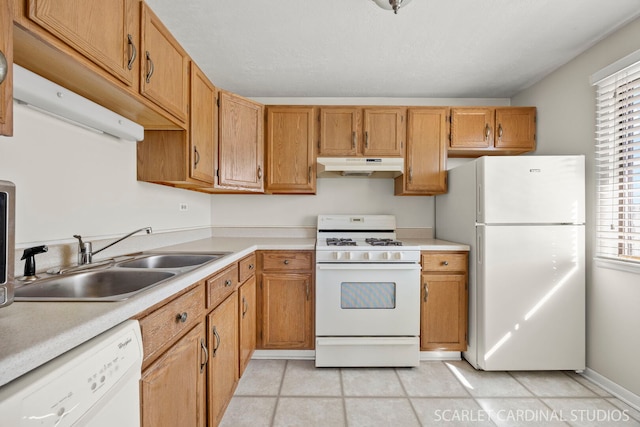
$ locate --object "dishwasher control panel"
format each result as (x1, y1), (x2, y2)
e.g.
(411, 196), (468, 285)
(0, 320), (143, 426)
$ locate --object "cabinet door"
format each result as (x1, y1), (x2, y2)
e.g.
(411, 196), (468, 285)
(26, 0), (138, 88)
(207, 292), (239, 427)
(218, 91), (264, 192)
(0, 0), (12, 136)
(140, 323), (207, 427)
(265, 106), (316, 194)
(318, 107), (360, 156)
(260, 272), (313, 349)
(420, 273), (467, 351)
(450, 107), (494, 149)
(395, 107), (448, 195)
(189, 62), (216, 185)
(239, 275), (257, 376)
(362, 108), (405, 157)
(140, 3), (189, 123)
(495, 107), (536, 151)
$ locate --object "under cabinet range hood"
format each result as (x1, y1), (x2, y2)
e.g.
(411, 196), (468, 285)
(316, 157), (404, 177)
(12, 65), (144, 141)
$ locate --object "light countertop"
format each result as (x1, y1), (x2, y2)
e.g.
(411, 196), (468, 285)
(0, 236), (467, 388)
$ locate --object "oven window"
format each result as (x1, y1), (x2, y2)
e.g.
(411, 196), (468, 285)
(340, 282), (396, 309)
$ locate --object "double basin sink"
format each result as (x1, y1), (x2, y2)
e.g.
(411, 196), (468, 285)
(14, 252), (230, 302)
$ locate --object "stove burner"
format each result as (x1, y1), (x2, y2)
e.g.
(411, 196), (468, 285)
(327, 238), (357, 246)
(365, 238), (403, 246)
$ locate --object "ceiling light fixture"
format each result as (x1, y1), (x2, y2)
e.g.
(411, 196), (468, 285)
(371, 0), (412, 14)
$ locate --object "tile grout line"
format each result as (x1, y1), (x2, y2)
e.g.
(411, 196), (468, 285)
(269, 359), (289, 427)
(339, 367), (348, 427)
(394, 366), (423, 426)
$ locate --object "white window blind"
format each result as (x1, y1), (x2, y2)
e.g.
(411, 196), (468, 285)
(594, 60), (640, 263)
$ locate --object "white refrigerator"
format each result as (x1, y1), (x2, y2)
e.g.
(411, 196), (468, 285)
(435, 156), (585, 371)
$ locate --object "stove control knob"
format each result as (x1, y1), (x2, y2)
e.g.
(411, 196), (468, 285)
(345, 252), (352, 260)
(383, 251), (391, 260)
(363, 252), (372, 260)
(395, 252), (404, 260)
(333, 251), (342, 260)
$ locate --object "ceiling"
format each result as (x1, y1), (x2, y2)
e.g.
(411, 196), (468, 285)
(145, 0), (640, 99)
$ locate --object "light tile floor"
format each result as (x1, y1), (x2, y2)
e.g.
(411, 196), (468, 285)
(220, 359), (640, 427)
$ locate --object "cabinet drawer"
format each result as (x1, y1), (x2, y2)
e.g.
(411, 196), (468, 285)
(238, 253), (256, 283)
(207, 264), (238, 308)
(139, 284), (205, 363)
(260, 251), (313, 271)
(422, 252), (468, 272)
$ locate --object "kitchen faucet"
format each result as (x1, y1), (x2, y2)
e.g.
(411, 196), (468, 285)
(73, 227), (152, 265)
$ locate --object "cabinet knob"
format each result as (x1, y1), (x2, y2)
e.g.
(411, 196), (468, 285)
(248, 263), (255, 270)
(442, 260), (449, 266)
(284, 259), (289, 265)
(176, 312), (188, 323)
(225, 279), (233, 287)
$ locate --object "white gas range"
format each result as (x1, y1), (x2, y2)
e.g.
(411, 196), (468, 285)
(315, 215), (421, 367)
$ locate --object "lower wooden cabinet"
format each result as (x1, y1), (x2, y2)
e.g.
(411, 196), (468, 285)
(207, 291), (239, 426)
(257, 250), (314, 349)
(420, 251), (468, 351)
(239, 275), (257, 376)
(140, 322), (207, 427)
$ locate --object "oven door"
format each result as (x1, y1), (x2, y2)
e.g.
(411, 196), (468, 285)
(315, 263), (421, 336)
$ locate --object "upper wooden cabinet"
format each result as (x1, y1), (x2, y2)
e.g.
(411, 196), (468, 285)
(13, 0), (184, 128)
(189, 62), (217, 185)
(318, 107), (405, 157)
(137, 62), (217, 187)
(24, 0), (139, 88)
(140, 3), (189, 124)
(395, 107), (448, 195)
(0, 0), (13, 137)
(265, 106), (316, 194)
(217, 91), (265, 192)
(449, 107), (536, 156)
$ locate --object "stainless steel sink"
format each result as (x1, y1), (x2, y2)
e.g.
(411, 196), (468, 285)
(14, 269), (176, 301)
(116, 253), (229, 269)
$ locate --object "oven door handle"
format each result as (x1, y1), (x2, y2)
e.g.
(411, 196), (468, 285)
(316, 264), (421, 271)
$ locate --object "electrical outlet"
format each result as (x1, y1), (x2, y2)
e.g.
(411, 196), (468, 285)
(179, 203), (188, 211)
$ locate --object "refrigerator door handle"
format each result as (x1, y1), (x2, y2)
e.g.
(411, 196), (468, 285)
(477, 184), (482, 218)
(477, 232), (483, 264)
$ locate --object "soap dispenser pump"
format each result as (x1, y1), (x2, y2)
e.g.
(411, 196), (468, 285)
(19, 245), (48, 281)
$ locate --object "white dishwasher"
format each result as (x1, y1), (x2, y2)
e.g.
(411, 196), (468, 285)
(0, 319), (143, 426)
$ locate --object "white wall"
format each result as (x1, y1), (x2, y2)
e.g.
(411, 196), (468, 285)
(0, 103), (212, 246)
(512, 17), (640, 397)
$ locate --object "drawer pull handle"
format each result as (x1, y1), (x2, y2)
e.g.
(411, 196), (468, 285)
(127, 34), (137, 71)
(306, 281), (310, 301)
(442, 261), (449, 266)
(225, 279), (233, 287)
(284, 259), (289, 265)
(423, 282), (429, 302)
(242, 296), (248, 318)
(145, 51), (154, 84)
(176, 312), (188, 323)
(212, 326), (221, 357)
(200, 338), (208, 373)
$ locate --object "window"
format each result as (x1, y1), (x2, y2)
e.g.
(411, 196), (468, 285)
(594, 58), (640, 263)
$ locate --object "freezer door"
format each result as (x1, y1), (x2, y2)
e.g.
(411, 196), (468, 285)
(477, 224), (585, 371)
(477, 156), (585, 224)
